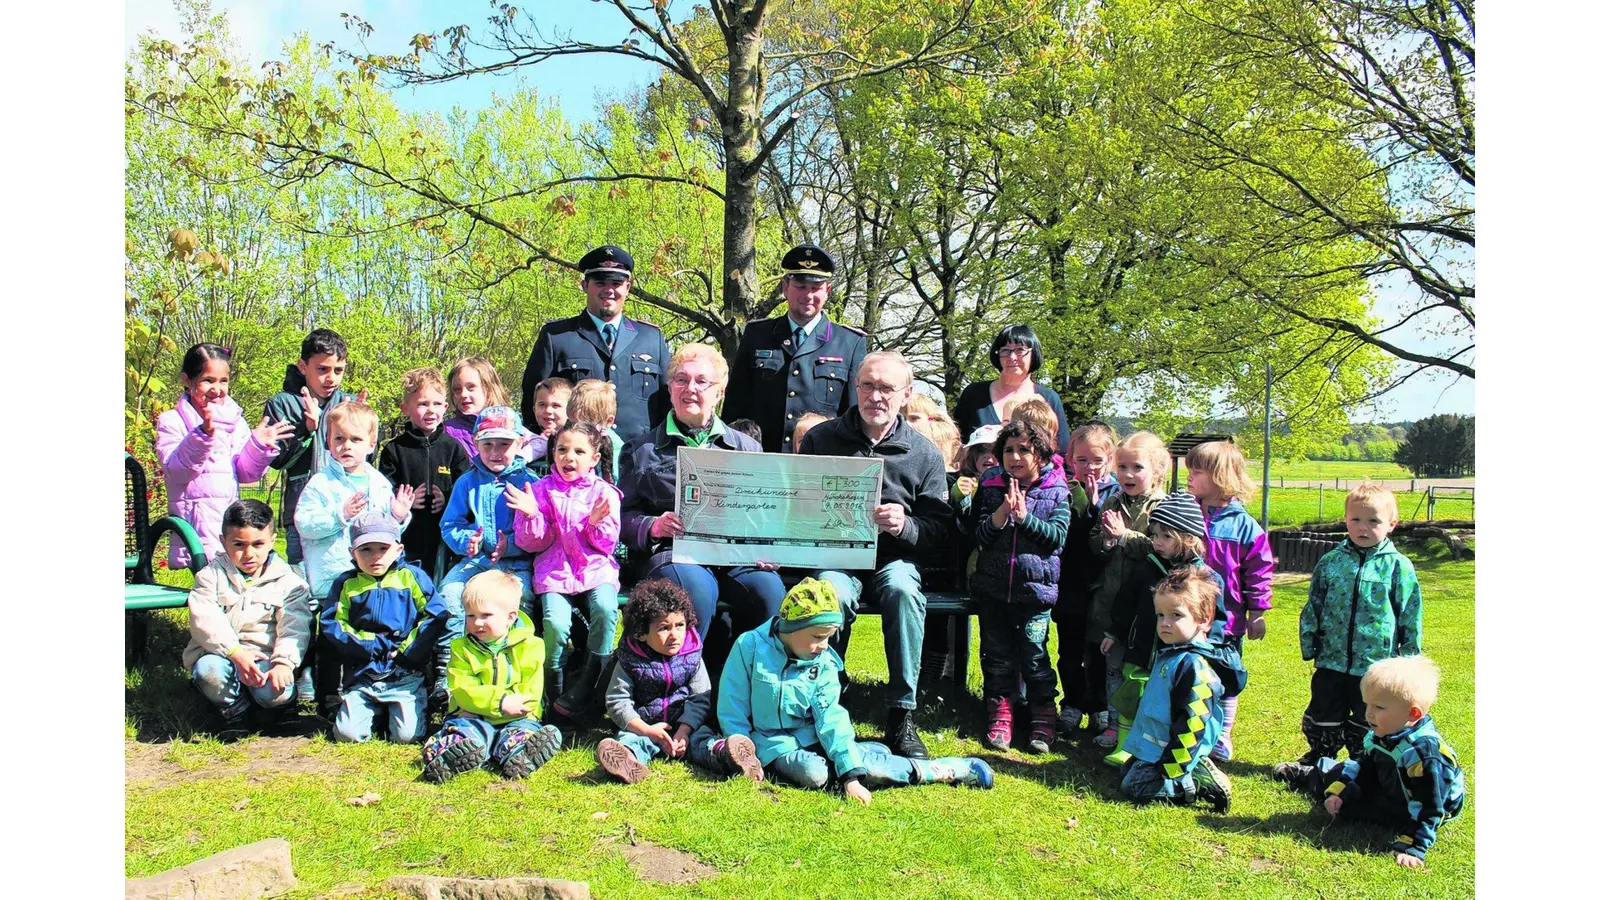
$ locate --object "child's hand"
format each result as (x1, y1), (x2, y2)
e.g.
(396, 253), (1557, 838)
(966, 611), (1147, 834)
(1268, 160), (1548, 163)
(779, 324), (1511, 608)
(1324, 795), (1343, 816)
(298, 387), (320, 432)
(429, 484), (447, 513)
(670, 724), (691, 758)
(649, 512), (686, 539)
(391, 485), (415, 519)
(588, 495), (612, 528)
(643, 722), (674, 755)
(1101, 509), (1126, 540)
(253, 416), (296, 447)
(489, 531), (508, 563)
(357, 387), (369, 405)
(1100, 637), (1116, 655)
(198, 402), (216, 437)
(228, 647), (268, 687)
(266, 662), (294, 692)
(342, 492), (369, 520)
(410, 487), (431, 510)
(500, 693), (531, 718)
(843, 777), (872, 805)
(466, 526), (484, 557)
(1007, 480), (1028, 521)
(955, 475), (977, 499)
(1395, 853), (1423, 869)
(1083, 477), (1099, 506)
(503, 481), (540, 518)
(990, 502), (1011, 529)
(1246, 610), (1267, 641)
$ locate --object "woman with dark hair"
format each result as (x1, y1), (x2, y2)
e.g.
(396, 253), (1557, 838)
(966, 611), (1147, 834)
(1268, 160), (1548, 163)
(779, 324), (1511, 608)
(952, 324), (1070, 451)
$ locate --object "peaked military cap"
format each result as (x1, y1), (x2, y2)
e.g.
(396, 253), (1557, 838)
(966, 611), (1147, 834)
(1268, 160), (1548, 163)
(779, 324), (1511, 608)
(780, 244), (836, 284)
(579, 245), (634, 279)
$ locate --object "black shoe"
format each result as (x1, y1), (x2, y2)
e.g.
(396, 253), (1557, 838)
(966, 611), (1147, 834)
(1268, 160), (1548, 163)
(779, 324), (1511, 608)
(886, 708), (929, 759)
(1194, 756), (1233, 813)
(551, 653), (610, 721)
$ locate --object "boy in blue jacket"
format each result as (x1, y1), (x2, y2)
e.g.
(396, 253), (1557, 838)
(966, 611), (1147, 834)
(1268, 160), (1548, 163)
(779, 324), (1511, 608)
(716, 578), (994, 804)
(1273, 655), (1465, 868)
(1120, 567), (1245, 813)
(321, 514), (449, 743)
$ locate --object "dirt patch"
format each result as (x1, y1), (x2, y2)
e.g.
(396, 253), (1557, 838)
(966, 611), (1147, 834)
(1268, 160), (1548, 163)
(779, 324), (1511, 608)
(599, 834), (717, 885)
(126, 737), (342, 787)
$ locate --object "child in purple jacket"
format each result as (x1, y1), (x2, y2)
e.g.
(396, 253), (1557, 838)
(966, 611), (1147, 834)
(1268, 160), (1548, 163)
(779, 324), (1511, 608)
(507, 421), (623, 723)
(1184, 440), (1275, 762)
(156, 343), (296, 568)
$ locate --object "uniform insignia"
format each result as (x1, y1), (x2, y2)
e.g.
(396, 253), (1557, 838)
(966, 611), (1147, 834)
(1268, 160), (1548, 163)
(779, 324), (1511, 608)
(755, 349), (775, 358)
(639, 354), (652, 361)
(819, 356), (844, 363)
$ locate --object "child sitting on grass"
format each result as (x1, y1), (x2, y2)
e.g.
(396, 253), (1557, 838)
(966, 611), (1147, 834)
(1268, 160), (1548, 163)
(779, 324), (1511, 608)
(1119, 567), (1243, 813)
(595, 579), (755, 783)
(1272, 655), (1465, 868)
(718, 578), (995, 804)
(322, 514), (448, 744)
(183, 500), (313, 736)
(420, 570), (564, 782)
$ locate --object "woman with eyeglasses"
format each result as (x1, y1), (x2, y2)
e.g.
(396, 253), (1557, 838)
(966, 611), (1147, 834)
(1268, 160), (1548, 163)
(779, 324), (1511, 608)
(952, 324), (1070, 452)
(618, 343), (787, 659)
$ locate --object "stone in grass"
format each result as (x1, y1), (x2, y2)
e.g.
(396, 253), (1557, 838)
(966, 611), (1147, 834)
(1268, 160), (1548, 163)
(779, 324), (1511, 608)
(125, 837), (295, 899)
(383, 875), (590, 900)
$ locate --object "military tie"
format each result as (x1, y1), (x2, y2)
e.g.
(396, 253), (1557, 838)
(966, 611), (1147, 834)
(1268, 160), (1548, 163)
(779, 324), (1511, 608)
(792, 321), (805, 351)
(602, 323), (616, 352)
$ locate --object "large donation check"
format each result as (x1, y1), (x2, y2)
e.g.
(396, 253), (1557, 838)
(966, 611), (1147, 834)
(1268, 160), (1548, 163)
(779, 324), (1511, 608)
(670, 447), (884, 569)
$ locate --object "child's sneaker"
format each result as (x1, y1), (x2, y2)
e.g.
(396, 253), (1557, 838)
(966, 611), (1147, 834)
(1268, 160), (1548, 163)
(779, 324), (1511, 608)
(1027, 702), (1056, 754)
(1193, 756), (1233, 813)
(1092, 727), (1119, 748)
(1270, 760), (1314, 788)
(421, 729), (487, 783)
(1057, 704), (1084, 733)
(715, 735), (765, 782)
(597, 738), (651, 784)
(915, 757), (995, 789)
(983, 696), (1013, 752)
(1211, 734), (1233, 763)
(498, 724), (563, 780)
(1090, 710), (1110, 733)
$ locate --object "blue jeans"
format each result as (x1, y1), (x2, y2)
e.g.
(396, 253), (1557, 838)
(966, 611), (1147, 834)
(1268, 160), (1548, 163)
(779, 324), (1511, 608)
(645, 554), (785, 641)
(333, 672), (427, 743)
(190, 654), (296, 719)
(978, 604), (1057, 704)
(617, 725), (723, 772)
(1120, 759), (1196, 804)
(540, 585), (621, 670)
(438, 713), (545, 768)
(766, 741), (916, 790)
(816, 559), (927, 709)
(437, 557), (534, 640)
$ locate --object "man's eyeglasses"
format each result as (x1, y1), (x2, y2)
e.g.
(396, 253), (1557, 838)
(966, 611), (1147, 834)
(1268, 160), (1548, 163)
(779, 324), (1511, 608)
(857, 381), (908, 397)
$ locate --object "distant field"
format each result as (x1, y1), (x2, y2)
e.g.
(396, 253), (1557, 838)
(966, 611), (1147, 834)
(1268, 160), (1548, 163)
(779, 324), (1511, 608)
(1247, 459), (1417, 482)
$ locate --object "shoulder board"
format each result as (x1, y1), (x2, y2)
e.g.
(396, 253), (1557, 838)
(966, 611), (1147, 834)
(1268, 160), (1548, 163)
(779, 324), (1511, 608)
(629, 316), (660, 330)
(836, 322), (868, 338)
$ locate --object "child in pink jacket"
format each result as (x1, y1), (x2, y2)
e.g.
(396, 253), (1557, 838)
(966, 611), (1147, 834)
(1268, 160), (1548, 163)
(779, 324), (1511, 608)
(156, 344), (296, 568)
(505, 422), (623, 723)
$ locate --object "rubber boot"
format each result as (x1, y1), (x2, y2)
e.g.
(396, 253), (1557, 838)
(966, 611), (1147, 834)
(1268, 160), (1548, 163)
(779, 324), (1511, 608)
(1027, 702), (1057, 754)
(912, 756), (995, 789)
(1193, 755), (1233, 813)
(1213, 695), (1239, 762)
(550, 653), (610, 721)
(983, 696), (1013, 752)
(543, 669), (565, 717)
(1101, 717), (1134, 768)
(498, 724), (564, 779)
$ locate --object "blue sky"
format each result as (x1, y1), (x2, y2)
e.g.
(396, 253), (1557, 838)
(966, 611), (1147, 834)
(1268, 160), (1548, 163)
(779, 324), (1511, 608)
(125, 0), (1473, 423)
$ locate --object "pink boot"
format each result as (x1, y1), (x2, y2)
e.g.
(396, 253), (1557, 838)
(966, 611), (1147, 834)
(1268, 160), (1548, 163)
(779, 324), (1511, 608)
(984, 696), (1013, 751)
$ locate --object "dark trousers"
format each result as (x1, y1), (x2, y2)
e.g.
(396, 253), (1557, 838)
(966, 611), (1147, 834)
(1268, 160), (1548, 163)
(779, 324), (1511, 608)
(1307, 668), (1367, 729)
(1052, 603), (1106, 712)
(979, 604), (1057, 704)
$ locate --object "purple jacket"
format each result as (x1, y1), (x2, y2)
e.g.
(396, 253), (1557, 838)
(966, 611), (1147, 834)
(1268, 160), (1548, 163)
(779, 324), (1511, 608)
(969, 463), (1073, 607)
(442, 414), (478, 461)
(616, 628), (704, 727)
(512, 472), (622, 595)
(1202, 499), (1276, 636)
(156, 394), (277, 568)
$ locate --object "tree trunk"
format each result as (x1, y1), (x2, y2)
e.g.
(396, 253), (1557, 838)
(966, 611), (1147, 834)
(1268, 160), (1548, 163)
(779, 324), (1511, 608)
(717, 13), (765, 360)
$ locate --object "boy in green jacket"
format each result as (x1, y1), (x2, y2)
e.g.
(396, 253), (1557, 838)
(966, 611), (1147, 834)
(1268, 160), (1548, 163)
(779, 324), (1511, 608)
(420, 570), (564, 782)
(1281, 483), (1422, 767)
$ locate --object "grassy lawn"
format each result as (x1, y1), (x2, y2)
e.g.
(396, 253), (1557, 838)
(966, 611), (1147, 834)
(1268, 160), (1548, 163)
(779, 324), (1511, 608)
(126, 540), (1473, 897)
(1245, 459), (1420, 483)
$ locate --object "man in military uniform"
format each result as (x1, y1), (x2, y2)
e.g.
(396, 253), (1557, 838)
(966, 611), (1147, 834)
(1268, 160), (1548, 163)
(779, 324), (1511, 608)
(521, 245), (670, 445)
(723, 244), (869, 452)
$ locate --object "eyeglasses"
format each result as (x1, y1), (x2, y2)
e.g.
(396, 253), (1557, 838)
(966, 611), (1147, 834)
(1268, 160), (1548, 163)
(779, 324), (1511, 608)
(997, 347), (1031, 359)
(857, 381), (908, 397)
(670, 375), (717, 391)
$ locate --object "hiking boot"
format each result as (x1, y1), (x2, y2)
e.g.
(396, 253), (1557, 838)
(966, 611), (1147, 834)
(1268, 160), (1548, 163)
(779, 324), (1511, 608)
(1090, 710), (1110, 733)
(886, 708), (929, 759)
(1057, 704), (1084, 734)
(597, 738), (651, 784)
(1194, 756), (1233, 813)
(913, 757), (995, 789)
(421, 729), (487, 783)
(715, 735), (765, 782)
(1093, 726), (1119, 748)
(499, 724), (563, 780)
(983, 696), (1013, 752)
(1027, 702), (1057, 754)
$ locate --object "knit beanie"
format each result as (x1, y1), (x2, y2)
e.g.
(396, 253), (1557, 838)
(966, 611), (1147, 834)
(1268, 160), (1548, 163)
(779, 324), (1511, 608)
(1148, 491), (1206, 538)
(777, 578), (844, 633)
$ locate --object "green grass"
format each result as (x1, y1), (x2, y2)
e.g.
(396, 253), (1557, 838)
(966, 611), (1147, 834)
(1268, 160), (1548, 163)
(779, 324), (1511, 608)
(126, 541), (1473, 897)
(1245, 459), (1420, 482)
(1260, 487), (1474, 527)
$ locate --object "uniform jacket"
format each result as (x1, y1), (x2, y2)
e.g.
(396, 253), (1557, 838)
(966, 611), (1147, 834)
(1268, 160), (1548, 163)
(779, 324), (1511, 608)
(1203, 499), (1275, 637)
(182, 550), (314, 671)
(321, 559), (447, 689)
(619, 415), (761, 559)
(1325, 716), (1466, 860)
(606, 628), (712, 731)
(441, 455), (537, 562)
(378, 421), (471, 571)
(969, 463), (1073, 607)
(445, 611), (546, 725)
(722, 313), (867, 452)
(156, 393), (278, 568)
(1125, 636), (1247, 776)
(1300, 538), (1422, 676)
(718, 618), (867, 779)
(1103, 554), (1218, 671)
(294, 464), (411, 599)
(798, 408), (955, 569)
(261, 365), (362, 560)
(1089, 488), (1167, 625)
(511, 471), (622, 595)
(521, 313), (669, 445)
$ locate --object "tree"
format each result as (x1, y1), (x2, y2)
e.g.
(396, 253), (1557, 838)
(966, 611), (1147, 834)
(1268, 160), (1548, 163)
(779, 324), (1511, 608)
(1393, 413), (1473, 476)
